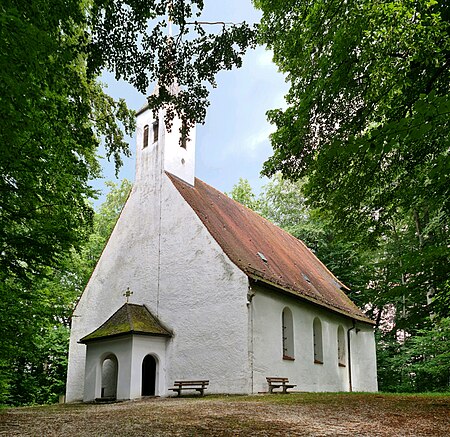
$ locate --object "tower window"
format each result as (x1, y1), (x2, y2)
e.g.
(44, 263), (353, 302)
(181, 119), (188, 149)
(153, 119), (159, 143)
(143, 125), (149, 149)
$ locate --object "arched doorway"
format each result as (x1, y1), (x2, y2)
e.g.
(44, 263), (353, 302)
(101, 354), (118, 399)
(141, 355), (157, 396)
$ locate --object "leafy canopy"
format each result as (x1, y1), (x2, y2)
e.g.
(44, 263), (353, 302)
(256, 0), (450, 316)
(255, 0), (450, 390)
(0, 1), (135, 282)
(256, 0), (449, 232)
(89, 0), (257, 135)
(0, 180), (132, 406)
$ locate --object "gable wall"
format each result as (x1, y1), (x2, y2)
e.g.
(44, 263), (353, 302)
(66, 174), (163, 401)
(250, 284), (377, 393)
(66, 161), (251, 401)
(157, 174), (251, 394)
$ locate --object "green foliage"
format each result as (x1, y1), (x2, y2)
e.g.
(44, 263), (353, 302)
(226, 178), (260, 211)
(378, 318), (450, 392)
(0, 1), (135, 283)
(0, 274), (75, 406)
(257, 174), (308, 238)
(0, 180), (131, 406)
(255, 0), (450, 392)
(88, 0), (257, 137)
(255, 0), (450, 313)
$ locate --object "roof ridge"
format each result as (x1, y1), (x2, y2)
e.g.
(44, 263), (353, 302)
(126, 303), (134, 331)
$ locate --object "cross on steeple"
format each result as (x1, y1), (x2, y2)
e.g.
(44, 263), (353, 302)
(123, 287), (133, 303)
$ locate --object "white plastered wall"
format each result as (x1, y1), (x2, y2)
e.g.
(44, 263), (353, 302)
(249, 285), (378, 393)
(350, 325), (378, 392)
(66, 161), (163, 402)
(82, 335), (168, 402)
(83, 336), (132, 402)
(163, 116), (196, 186)
(130, 335), (168, 398)
(157, 174), (251, 394)
(66, 107), (250, 402)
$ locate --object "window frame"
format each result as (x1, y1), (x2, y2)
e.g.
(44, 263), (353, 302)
(143, 124), (149, 149)
(282, 307), (295, 360)
(152, 119), (159, 143)
(337, 325), (346, 367)
(313, 317), (323, 364)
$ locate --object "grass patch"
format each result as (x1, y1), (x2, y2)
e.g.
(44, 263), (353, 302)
(201, 391), (449, 406)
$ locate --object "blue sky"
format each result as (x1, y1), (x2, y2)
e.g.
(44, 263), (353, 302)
(93, 2), (287, 207)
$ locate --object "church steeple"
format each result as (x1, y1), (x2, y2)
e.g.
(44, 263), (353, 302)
(135, 93), (196, 186)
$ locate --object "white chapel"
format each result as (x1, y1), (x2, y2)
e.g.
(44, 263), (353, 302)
(66, 93), (378, 402)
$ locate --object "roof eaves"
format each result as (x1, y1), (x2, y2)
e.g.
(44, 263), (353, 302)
(79, 330), (171, 344)
(248, 275), (375, 325)
(136, 103), (149, 116)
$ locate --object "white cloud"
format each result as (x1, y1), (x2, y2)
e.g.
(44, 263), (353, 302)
(256, 49), (274, 67)
(247, 124), (275, 152)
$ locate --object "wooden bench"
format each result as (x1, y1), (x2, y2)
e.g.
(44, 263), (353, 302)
(169, 380), (209, 396)
(266, 377), (296, 394)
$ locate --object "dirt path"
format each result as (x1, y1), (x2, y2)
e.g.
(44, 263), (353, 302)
(1, 393), (449, 436)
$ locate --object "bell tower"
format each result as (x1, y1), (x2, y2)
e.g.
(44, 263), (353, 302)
(135, 92), (196, 187)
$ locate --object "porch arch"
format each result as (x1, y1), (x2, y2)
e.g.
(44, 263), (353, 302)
(101, 353), (118, 399)
(142, 354), (158, 396)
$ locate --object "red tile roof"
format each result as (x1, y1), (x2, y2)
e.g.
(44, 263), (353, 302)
(168, 173), (373, 324)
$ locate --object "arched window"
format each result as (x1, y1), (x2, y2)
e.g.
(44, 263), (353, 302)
(153, 119), (159, 143)
(181, 119), (188, 149)
(338, 325), (346, 366)
(313, 317), (323, 364)
(143, 125), (149, 148)
(101, 354), (118, 399)
(282, 307), (294, 360)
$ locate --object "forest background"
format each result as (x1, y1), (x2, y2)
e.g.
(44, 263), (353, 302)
(0, 0), (448, 405)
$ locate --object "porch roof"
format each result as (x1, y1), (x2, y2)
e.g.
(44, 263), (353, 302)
(79, 303), (172, 343)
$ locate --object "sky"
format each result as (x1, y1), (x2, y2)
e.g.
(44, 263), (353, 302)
(93, 2), (288, 207)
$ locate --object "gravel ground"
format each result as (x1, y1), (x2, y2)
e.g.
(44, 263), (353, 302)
(1, 393), (449, 436)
